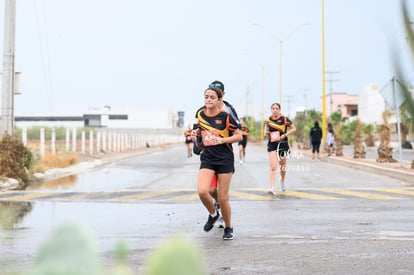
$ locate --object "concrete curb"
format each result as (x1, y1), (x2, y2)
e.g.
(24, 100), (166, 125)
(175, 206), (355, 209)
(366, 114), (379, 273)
(301, 146), (414, 185)
(325, 156), (414, 184)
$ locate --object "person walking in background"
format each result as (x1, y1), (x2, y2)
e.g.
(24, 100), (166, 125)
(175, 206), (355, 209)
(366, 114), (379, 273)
(193, 80), (240, 229)
(327, 127), (335, 156)
(309, 121), (322, 160)
(194, 85), (242, 240)
(238, 118), (249, 164)
(265, 103), (296, 194)
(184, 125), (193, 158)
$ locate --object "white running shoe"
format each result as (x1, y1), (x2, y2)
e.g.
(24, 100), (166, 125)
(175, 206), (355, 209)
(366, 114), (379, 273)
(279, 177), (287, 191)
(216, 217), (225, 228)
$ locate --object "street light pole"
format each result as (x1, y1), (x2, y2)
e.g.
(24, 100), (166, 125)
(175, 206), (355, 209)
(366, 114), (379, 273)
(253, 22), (309, 104)
(242, 52), (266, 142)
(279, 40), (283, 104)
(321, 0), (327, 149)
(260, 64), (265, 143)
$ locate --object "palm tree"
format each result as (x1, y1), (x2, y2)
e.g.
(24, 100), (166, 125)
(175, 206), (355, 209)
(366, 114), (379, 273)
(329, 111), (344, 156)
(353, 118), (366, 158)
(292, 109), (321, 150)
(362, 124), (376, 147)
(377, 110), (397, 163)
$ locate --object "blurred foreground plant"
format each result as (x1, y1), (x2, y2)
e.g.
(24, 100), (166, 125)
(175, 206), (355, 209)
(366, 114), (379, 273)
(30, 222), (103, 275)
(397, 0), (414, 124)
(398, 0), (414, 168)
(144, 235), (206, 275)
(4, 222), (205, 275)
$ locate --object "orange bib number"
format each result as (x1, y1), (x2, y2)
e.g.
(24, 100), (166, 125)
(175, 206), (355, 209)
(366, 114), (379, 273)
(202, 131), (218, 146)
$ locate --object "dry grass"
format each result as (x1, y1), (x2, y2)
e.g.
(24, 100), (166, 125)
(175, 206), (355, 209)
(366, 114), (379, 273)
(24, 139), (89, 172)
(31, 153), (79, 173)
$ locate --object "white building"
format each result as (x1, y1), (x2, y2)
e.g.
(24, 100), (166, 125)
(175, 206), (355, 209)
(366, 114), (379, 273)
(358, 84), (388, 125)
(15, 108), (179, 129)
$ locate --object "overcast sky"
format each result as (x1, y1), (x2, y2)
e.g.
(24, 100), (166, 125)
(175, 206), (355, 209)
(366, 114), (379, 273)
(1, 0), (414, 125)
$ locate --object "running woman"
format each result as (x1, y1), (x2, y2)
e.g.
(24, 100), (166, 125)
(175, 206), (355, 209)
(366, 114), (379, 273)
(265, 103), (296, 194)
(193, 80), (240, 228)
(184, 125), (194, 158)
(238, 118), (250, 164)
(195, 86), (242, 240)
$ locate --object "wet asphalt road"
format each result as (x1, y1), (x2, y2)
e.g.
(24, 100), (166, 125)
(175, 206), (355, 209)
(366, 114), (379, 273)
(1, 143), (414, 274)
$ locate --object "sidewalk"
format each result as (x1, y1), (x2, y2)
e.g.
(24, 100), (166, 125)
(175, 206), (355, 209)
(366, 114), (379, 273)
(303, 146), (414, 186)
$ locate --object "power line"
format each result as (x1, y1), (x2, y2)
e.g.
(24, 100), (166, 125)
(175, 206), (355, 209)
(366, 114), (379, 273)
(284, 95), (295, 117)
(33, 0), (54, 111)
(325, 70), (340, 114)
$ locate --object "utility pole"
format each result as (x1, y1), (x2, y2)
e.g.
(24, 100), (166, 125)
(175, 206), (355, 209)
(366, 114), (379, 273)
(245, 84), (255, 129)
(325, 70), (340, 115)
(299, 88), (311, 112)
(284, 95), (295, 118)
(245, 85), (250, 119)
(260, 65), (265, 142)
(1, 0), (17, 138)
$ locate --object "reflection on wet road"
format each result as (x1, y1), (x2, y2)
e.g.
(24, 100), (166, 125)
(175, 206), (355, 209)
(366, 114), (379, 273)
(0, 201), (33, 230)
(26, 167), (167, 192)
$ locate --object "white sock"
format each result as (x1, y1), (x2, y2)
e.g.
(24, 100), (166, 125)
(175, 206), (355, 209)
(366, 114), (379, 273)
(210, 210), (218, 217)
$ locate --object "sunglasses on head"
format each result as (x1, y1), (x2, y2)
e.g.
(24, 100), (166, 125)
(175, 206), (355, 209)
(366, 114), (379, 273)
(209, 83), (223, 89)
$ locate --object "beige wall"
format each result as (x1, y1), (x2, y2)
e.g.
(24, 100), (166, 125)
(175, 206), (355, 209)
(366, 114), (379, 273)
(322, 93), (358, 117)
